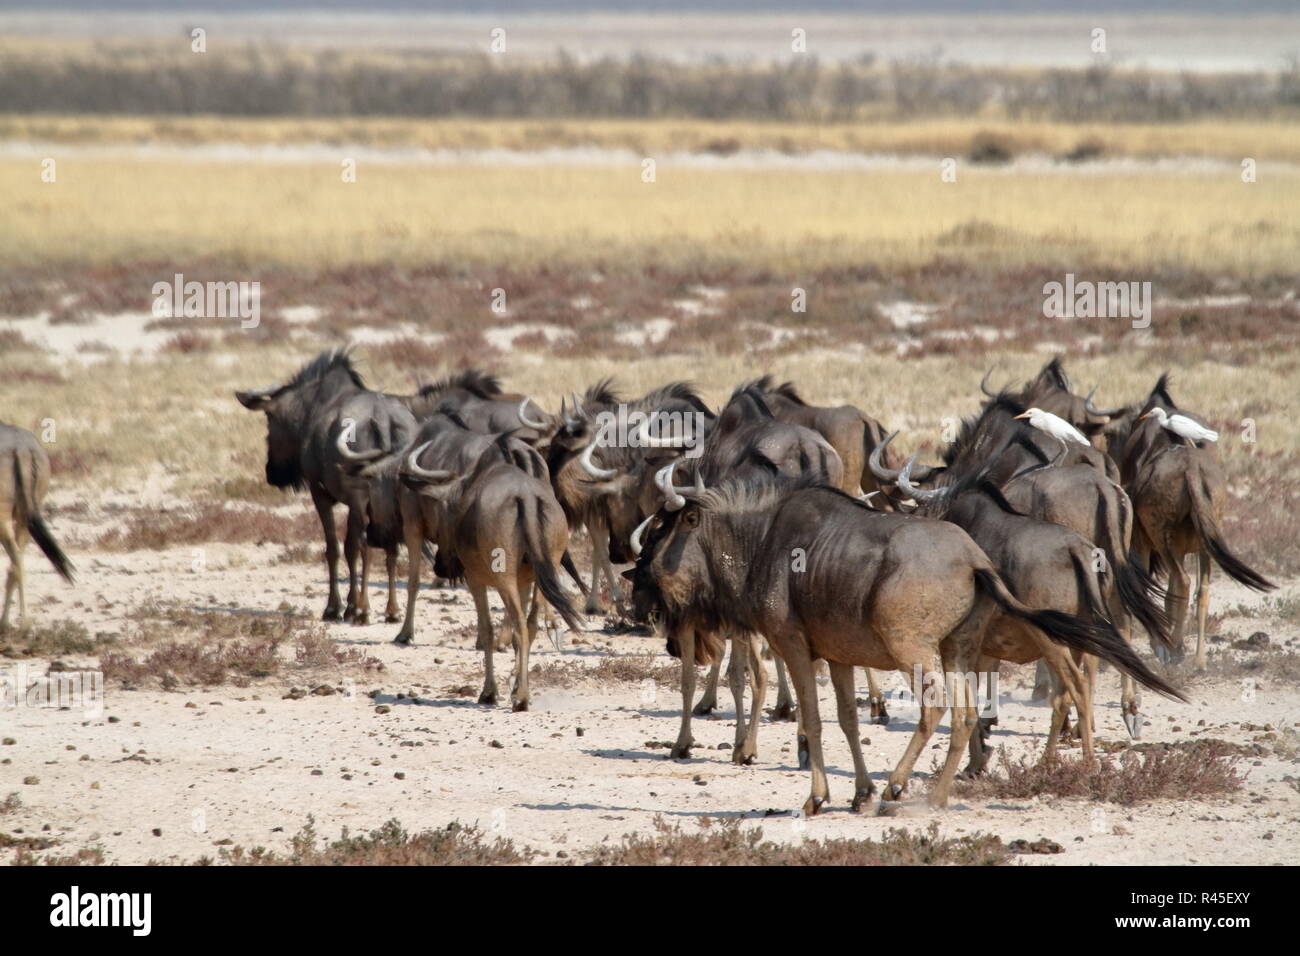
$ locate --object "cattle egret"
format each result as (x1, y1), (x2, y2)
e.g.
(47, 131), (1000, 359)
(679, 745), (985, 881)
(1013, 408), (1090, 445)
(1142, 406), (1218, 444)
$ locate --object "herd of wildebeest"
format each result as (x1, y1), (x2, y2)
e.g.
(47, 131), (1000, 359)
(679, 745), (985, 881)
(0, 350), (1276, 815)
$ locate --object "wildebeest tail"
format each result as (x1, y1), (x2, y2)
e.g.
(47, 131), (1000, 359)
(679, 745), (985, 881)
(13, 454), (74, 583)
(517, 496), (585, 631)
(560, 549), (589, 596)
(974, 567), (1184, 701)
(1185, 471), (1274, 592)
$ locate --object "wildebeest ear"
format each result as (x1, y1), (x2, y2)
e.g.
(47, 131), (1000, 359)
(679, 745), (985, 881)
(235, 389), (273, 410)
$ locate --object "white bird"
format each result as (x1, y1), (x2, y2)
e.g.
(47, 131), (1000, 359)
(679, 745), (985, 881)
(1141, 406), (1218, 445)
(1013, 407), (1090, 446)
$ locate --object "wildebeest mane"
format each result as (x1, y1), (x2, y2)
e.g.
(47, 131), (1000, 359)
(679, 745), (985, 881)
(942, 391), (1027, 467)
(583, 378), (622, 407)
(286, 347), (365, 392)
(419, 369), (502, 400)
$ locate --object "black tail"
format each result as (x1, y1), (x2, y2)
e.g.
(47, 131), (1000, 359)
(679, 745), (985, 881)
(14, 455), (74, 583)
(974, 567), (1184, 702)
(1185, 472), (1274, 592)
(518, 497), (585, 632)
(560, 550), (590, 596)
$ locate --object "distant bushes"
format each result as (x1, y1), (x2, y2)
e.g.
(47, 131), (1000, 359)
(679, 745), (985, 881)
(4, 44), (1299, 122)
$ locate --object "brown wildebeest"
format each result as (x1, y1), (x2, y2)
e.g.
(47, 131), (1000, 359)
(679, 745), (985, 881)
(0, 423), (74, 628)
(1116, 377), (1274, 670)
(632, 386), (843, 765)
(401, 433), (584, 710)
(236, 348), (417, 624)
(627, 477), (1183, 815)
(873, 402), (1173, 737)
(981, 357), (1115, 447)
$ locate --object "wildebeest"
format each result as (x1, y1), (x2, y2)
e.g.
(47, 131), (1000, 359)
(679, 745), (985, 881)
(1113, 375), (1274, 670)
(981, 357), (1114, 445)
(0, 422), (74, 628)
(401, 433), (585, 710)
(632, 386), (843, 765)
(399, 370), (555, 445)
(627, 476), (1183, 814)
(236, 348), (417, 624)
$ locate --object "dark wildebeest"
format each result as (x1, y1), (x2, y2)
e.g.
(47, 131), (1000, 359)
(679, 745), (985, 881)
(1112, 375), (1274, 670)
(401, 433), (584, 711)
(631, 386), (843, 765)
(555, 379), (714, 615)
(378, 411), (549, 647)
(872, 395), (1172, 737)
(980, 357), (1115, 447)
(0, 422), (74, 628)
(627, 476), (1182, 815)
(236, 349), (417, 624)
(399, 370), (556, 446)
(896, 457), (1146, 768)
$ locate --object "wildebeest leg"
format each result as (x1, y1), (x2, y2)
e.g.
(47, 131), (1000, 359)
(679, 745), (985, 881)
(735, 634), (766, 766)
(1030, 658), (1052, 702)
(310, 487), (343, 621)
(670, 628), (697, 759)
(340, 503), (366, 623)
(471, 584), (498, 706)
(782, 644), (829, 816)
(504, 576), (532, 712)
(1194, 552), (1211, 672)
(829, 661), (874, 811)
(927, 636), (981, 809)
(584, 518), (609, 615)
(693, 654), (721, 715)
(383, 547), (400, 623)
(0, 519), (19, 629)
(865, 668), (890, 725)
(726, 634), (754, 765)
(1160, 547), (1190, 665)
(771, 655), (795, 721)
(964, 652), (999, 776)
(883, 650), (944, 807)
(393, 520), (423, 645)
(354, 528), (373, 626)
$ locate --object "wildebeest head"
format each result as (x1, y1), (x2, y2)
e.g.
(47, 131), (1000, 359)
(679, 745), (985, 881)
(236, 348), (366, 490)
(983, 357), (1116, 439)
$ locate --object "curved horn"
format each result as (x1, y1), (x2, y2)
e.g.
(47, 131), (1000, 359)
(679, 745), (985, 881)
(655, 462), (688, 511)
(404, 441), (454, 482)
(868, 431), (902, 482)
(629, 514), (655, 557)
(579, 438), (617, 480)
(980, 368), (999, 399)
(636, 413), (688, 449)
(336, 429), (384, 463)
(517, 398), (550, 431)
(1084, 386), (1123, 418)
(898, 453), (941, 503)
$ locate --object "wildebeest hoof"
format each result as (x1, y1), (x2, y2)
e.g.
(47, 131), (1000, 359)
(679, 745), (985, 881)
(960, 762), (987, 778)
(877, 800), (903, 817)
(351, 611), (370, 626)
(872, 712), (890, 726)
(384, 613), (401, 624)
(850, 786), (876, 812)
(392, 634), (413, 647)
(478, 690), (497, 706)
(691, 702), (715, 716)
(803, 795), (826, 817)
(732, 749), (756, 766)
(669, 743), (692, 760)
(771, 701), (795, 722)
(512, 699), (529, 713)
(322, 607), (343, 622)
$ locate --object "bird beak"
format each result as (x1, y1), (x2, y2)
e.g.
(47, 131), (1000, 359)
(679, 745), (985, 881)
(1140, 410), (1153, 420)
(1013, 412), (1030, 420)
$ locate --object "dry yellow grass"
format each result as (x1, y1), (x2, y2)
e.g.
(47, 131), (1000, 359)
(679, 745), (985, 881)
(2, 156), (1296, 274)
(4, 114), (1298, 163)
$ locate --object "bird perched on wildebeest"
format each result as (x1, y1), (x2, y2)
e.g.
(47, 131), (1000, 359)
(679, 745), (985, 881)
(1014, 407), (1091, 446)
(1141, 406), (1218, 446)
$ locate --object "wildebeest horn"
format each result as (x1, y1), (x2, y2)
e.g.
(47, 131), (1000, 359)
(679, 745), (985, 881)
(629, 514), (654, 557)
(404, 441), (454, 482)
(579, 438), (617, 480)
(897, 454), (941, 502)
(979, 368), (1000, 399)
(868, 431), (902, 482)
(336, 429), (385, 462)
(1084, 386), (1123, 418)
(636, 413), (690, 448)
(655, 461), (703, 511)
(517, 398), (550, 430)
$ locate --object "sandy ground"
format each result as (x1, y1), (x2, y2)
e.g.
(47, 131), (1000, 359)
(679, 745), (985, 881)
(2, 504), (1298, 866)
